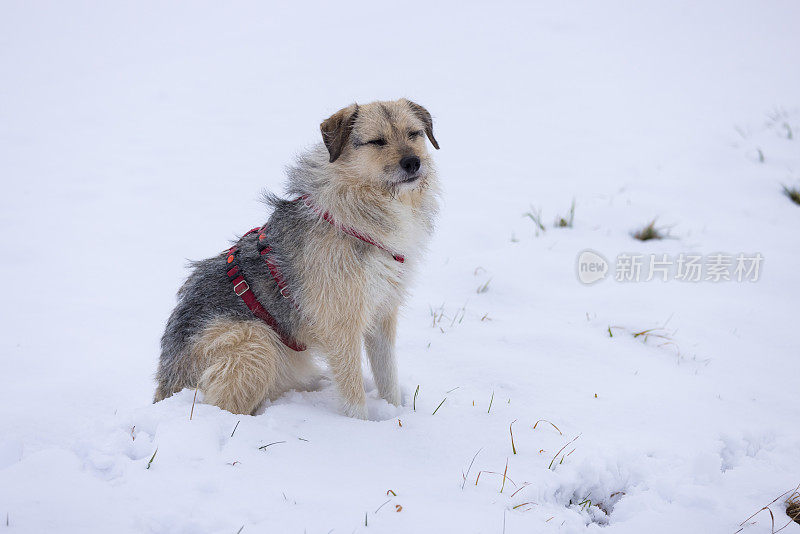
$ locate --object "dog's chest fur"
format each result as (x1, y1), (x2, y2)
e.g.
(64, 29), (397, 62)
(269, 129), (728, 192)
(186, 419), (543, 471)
(291, 191), (437, 344)
(361, 201), (430, 314)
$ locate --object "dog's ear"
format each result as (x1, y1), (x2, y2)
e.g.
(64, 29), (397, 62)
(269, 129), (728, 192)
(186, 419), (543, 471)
(320, 104), (359, 163)
(405, 100), (439, 150)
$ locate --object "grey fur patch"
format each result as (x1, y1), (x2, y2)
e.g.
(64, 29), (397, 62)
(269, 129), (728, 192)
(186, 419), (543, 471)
(155, 199), (316, 398)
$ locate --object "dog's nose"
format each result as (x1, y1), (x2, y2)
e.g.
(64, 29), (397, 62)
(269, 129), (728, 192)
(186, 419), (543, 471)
(399, 155), (421, 174)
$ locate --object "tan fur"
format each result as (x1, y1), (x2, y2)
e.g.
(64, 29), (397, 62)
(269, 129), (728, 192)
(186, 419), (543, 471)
(289, 100), (439, 417)
(177, 99), (439, 418)
(193, 319), (317, 415)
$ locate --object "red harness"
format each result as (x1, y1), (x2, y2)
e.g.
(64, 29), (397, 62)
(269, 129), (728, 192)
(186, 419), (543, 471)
(225, 197), (404, 352)
(298, 195), (405, 263)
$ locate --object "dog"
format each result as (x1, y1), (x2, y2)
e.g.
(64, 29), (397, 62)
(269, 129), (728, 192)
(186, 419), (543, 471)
(154, 99), (440, 418)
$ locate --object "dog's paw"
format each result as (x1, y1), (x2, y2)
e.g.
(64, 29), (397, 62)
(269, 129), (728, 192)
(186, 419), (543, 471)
(342, 401), (369, 420)
(382, 388), (402, 407)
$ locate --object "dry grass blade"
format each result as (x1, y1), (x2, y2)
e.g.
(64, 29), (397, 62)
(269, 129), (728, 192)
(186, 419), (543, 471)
(736, 483), (800, 534)
(450, 302), (467, 327)
(230, 420), (240, 438)
(533, 419), (562, 435)
(785, 491), (800, 526)
(413, 384), (419, 411)
(475, 470), (517, 488)
(432, 397), (447, 415)
(523, 206), (546, 235)
(509, 420), (518, 455)
(500, 458), (509, 493)
(189, 386), (199, 420)
(374, 499), (391, 513)
(487, 391), (495, 414)
(461, 448), (483, 490)
(477, 278), (492, 294)
(258, 441), (287, 450)
(548, 435), (580, 470)
(146, 448), (158, 470)
(510, 483), (531, 498)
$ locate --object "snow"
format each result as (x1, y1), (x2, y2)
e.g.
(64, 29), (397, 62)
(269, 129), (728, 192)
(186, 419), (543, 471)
(1, 1), (799, 532)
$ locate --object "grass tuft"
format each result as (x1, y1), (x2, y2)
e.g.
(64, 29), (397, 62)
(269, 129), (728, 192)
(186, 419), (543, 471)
(524, 200), (576, 233)
(577, 496), (593, 512)
(609, 324), (679, 352)
(523, 206), (546, 235)
(554, 199), (576, 228)
(461, 448), (482, 490)
(548, 435), (580, 470)
(735, 482), (800, 534)
(429, 302), (467, 331)
(786, 491), (800, 525)
(783, 185), (800, 206)
(631, 219), (671, 241)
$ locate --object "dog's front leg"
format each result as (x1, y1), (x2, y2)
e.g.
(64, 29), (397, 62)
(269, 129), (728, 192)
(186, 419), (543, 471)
(365, 311), (401, 406)
(327, 334), (369, 419)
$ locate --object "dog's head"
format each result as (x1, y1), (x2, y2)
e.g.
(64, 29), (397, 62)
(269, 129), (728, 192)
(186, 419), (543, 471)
(320, 99), (439, 191)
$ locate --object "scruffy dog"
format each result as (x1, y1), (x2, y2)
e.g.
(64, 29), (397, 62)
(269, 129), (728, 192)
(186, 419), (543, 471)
(154, 99), (440, 418)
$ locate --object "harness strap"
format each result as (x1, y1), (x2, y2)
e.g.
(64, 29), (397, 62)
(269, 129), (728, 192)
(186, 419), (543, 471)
(297, 195), (405, 263)
(223, 194), (404, 351)
(257, 231), (298, 308)
(224, 243), (306, 352)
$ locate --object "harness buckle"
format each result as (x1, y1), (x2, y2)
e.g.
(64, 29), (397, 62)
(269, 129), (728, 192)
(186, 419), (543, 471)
(233, 280), (250, 296)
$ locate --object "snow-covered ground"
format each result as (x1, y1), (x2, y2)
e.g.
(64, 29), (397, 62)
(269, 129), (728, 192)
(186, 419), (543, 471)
(1, 2), (799, 532)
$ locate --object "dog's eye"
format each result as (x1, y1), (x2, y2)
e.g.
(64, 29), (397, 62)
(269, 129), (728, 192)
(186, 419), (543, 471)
(408, 130), (423, 139)
(367, 138), (387, 146)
